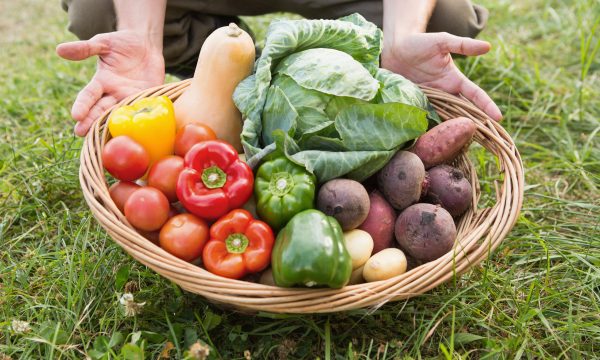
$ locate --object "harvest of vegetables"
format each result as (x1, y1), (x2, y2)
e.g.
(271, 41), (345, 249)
(101, 14), (481, 291)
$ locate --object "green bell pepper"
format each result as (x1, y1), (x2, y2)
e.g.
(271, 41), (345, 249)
(272, 209), (352, 288)
(254, 157), (316, 230)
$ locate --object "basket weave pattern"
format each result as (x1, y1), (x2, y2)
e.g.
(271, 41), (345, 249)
(80, 79), (524, 313)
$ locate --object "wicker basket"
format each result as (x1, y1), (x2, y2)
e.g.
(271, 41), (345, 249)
(79, 79), (524, 314)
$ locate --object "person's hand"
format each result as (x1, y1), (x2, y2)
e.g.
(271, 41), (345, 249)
(381, 32), (502, 121)
(56, 30), (165, 136)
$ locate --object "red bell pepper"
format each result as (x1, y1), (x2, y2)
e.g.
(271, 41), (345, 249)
(177, 140), (253, 220)
(202, 209), (274, 279)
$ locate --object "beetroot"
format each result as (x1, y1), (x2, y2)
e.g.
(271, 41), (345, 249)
(424, 165), (473, 217)
(377, 151), (425, 211)
(395, 203), (456, 262)
(317, 179), (370, 231)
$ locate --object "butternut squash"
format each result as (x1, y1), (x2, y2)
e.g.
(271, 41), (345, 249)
(174, 23), (255, 152)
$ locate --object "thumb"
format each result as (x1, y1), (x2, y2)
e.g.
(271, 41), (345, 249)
(56, 34), (110, 61)
(437, 32), (491, 56)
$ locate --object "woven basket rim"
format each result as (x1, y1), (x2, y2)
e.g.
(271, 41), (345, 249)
(79, 79), (524, 314)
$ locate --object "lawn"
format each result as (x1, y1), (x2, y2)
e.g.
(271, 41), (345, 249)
(1, 0), (598, 359)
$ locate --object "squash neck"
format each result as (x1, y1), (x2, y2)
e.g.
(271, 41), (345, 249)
(226, 23), (243, 37)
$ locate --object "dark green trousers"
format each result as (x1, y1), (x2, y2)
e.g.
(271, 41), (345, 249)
(61, 0), (488, 77)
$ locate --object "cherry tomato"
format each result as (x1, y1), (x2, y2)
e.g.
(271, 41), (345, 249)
(147, 156), (184, 202)
(159, 213), (209, 261)
(109, 181), (141, 212)
(102, 136), (150, 181)
(174, 124), (217, 157)
(138, 206), (178, 245)
(124, 187), (170, 231)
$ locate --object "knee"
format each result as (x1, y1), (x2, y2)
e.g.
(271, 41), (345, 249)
(427, 1), (489, 38)
(62, 0), (116, 40)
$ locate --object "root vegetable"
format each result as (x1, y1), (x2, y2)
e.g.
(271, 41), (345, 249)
(343, 229), (374, 270)
(317, 179), (370, 231)
(362, 248), (407, 282)
(348, 265), (365, 285)
(410, 117), (476, 169)
(395, 203), (456, 262)
(424, 165), (473, 217)
(358, 191), (396, 254)
(377, 151), (425, 211)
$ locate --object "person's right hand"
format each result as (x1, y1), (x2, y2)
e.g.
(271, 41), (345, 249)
(56, 30), (165, 136)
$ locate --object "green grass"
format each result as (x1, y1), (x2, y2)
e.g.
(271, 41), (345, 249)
(1, 0), (599, 358)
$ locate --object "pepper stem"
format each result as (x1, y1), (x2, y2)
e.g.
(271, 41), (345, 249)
(269, 172), (294, 197)
(225, 233), (249, 254)
(201, 166), (227, 189)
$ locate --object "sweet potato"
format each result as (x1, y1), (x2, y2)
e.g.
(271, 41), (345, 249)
(358, 191), (396, 254)
(395, 203), (456, 262)
(377, 151), (425, 211)
(317, 179), (370, 231)
(424, 165), (473, 217)
(410, 117), (476, 169)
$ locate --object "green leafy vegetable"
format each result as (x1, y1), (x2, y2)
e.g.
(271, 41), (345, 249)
(234, 13), (439, 182)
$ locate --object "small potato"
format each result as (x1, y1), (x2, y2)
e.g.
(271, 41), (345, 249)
(344, 229), (374, 270)
(410, 117), (476, 169)
(363, 248), (407, 282)
(347, 265), (365, 285)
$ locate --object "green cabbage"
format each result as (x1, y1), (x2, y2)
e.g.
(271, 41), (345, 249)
(233, 13), (439, 182)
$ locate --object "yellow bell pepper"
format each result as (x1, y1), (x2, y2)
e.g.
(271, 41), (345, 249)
(108, 96), (176, 166)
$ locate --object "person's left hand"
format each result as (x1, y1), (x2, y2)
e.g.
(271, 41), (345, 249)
(381, 32), (502, 121)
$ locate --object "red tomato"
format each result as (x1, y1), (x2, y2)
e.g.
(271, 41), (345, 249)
(147, 156), (184, 202)
(109, 181), (141, 212)
(159, 213), (209, 261)
(174, 124), (217, 157)
(124, 187), (170, 231)
(102, 136), (150, 181)
(138, 206), (178, 245)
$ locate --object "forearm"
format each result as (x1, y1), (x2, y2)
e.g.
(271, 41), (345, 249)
(114, 0), (166, 51)
(383, 0), (436, 47)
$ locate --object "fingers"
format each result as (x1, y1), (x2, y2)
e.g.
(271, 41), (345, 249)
(72, 79), (103, 122)
(74, 95), (117, 137)
(56, 34), (110, 61)
(437, 32), (491, 56)
(459, 75), (503, 121)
